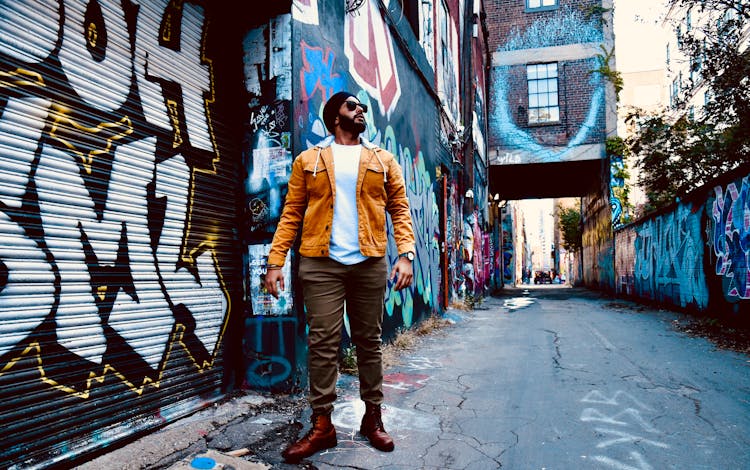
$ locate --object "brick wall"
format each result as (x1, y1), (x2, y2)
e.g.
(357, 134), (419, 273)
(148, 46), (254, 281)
(485, 0), (603, 53)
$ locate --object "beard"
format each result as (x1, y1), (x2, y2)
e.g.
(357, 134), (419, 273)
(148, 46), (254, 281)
(338, 113), (366, 134)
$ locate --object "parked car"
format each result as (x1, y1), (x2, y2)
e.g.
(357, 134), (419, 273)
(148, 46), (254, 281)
(534, 271), (552, 284)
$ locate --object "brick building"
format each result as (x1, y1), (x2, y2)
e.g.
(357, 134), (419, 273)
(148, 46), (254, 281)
(485, 0), (617, 288)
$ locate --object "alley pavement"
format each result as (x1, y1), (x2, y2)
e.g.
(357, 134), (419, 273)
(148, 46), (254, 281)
(78, 286), (750, 469)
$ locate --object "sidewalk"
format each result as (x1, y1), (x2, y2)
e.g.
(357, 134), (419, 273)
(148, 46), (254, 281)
(76, 307), (467, 470)
(76, 392), (309, 469)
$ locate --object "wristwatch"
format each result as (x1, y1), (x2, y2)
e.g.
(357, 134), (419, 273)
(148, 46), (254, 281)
(399, 251), (415, 261)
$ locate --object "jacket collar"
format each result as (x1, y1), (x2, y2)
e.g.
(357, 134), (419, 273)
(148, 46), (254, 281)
(315, 135), (377, 150)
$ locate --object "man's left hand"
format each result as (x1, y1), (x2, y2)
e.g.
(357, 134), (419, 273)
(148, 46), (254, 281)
(389, 257), (414, 290)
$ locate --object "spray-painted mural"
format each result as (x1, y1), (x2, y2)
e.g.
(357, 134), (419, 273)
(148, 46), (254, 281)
(709, 175), (750, 301)
(633, 203), (708, 309)
(490, 6), (605, 165)
(239, 0), (458, 393)
(0, 1), (234, 466)
(611, 153), (625, 227)
(615, 166), (750, 319)
(502, 210), (515, 285)
(293, 0), (444, 334)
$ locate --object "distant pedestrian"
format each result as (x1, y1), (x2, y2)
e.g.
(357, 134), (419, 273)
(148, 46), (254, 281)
(264, 91), (415, 463)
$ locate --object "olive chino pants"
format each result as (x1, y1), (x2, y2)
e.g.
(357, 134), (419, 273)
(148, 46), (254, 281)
(298, 256), (388, 414)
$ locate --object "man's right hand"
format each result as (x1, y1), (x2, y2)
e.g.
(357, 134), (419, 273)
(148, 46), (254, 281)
(264, 268), (285, 299)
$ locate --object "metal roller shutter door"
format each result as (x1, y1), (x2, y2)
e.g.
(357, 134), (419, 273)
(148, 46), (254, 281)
(0, 1), (238, 466)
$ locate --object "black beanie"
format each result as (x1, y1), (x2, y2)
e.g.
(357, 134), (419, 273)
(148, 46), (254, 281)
(323, 91), (355, 133)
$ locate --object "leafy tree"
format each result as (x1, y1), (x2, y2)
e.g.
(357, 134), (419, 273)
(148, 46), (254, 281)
(625, 0), (749, 212)
(557, 205), (582, 253)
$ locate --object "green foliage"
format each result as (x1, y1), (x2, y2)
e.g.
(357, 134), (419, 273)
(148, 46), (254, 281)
(580, 5), (611, 26)
(557, 205), (582, 253)
(625, 0), (749, 212)
(340, 346), (357, 375)
(591, 45), (624, 101)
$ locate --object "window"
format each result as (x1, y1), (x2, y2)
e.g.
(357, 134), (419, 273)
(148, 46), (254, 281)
(527, 0), (557, 10)
(666, 43), (670, 67)
(671, 76), (680, 108)
(527, 63), (559, 124)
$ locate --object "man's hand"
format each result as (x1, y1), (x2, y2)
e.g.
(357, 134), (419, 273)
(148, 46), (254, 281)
(264, 268), (285, 299)
(389, 257), (413, 291)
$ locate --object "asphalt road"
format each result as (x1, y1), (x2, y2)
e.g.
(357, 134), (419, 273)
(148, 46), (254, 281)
(305, 286), (750, 470)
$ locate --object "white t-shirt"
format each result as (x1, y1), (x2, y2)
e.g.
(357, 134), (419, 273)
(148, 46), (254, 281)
(329, 143), (368, 265)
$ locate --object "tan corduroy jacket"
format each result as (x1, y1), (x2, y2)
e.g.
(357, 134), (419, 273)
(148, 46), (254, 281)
(267, 136), (415, 267)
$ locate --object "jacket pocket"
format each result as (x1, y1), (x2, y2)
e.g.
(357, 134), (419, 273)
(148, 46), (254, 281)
(303, 164), (329, 198)
(363, 163), (387, 199)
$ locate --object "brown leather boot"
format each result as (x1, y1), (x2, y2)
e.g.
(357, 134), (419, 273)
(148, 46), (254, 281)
(282, 412), (337, 463)
(360, 402), (395, 452)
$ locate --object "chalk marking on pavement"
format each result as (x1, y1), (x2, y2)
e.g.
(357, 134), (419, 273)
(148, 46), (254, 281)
(588, 325), (616, 350)
(581, 390), (653, 411)
(591, 451), (654, 470)
(331, 401), (439, 432)
(593, 427), (668, 449)
(581, 408), (660, 433)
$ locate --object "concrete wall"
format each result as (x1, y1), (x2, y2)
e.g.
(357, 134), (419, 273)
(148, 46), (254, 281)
(615, 164), (750, 323)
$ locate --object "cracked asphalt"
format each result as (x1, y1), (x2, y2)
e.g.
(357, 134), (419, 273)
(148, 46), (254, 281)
(308, 286), (750, 469)
(80, 286), (750, 469)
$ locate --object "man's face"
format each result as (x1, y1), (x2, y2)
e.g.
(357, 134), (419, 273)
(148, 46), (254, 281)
(337, 99), (367, 134)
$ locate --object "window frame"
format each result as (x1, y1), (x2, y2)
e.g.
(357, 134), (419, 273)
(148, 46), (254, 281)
(525, 0), (558, 13)
(526, 62), (560, 125)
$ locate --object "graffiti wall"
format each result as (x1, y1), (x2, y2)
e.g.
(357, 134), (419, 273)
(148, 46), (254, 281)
(0, 1), (241, 467)
(614, 164), (750, 321)
(292, 0), (444, 335)
(582, 181), (615, 290)
(238, 0), (461, 393)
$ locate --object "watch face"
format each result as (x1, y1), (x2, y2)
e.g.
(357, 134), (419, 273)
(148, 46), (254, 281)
(405, 252), (414, 261)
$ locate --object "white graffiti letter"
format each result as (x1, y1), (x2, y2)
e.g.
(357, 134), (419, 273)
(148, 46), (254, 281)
(35, 138), (173, 368)
(155, 155), (227, 353)
(135, 1), (215, 152)
(0, 97), (50, 208)
(0, 212), (55, 357)
(0, 0), (59, 62)
(59, 0), (131, 112)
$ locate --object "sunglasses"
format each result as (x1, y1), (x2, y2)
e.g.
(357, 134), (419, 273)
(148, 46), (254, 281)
(344, 100), (368, 113)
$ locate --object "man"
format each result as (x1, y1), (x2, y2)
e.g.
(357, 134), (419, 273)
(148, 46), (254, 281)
(264, 91), (415, 463)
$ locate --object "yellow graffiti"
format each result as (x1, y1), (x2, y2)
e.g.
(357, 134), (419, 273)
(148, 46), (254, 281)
(48, 105), (133, 175)
(0, 68), (45, 89)
(167, 99), (183, 147)
(86, 22), (98, 48)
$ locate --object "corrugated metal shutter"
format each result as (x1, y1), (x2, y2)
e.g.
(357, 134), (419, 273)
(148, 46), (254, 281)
(0, 1), (239, 467)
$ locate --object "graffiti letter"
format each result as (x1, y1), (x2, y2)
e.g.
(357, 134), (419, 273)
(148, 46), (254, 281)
(59, 0), (131, 112)
(0, 0), (59, 63)
(0, 212), (55, 358)
(0, 97), (50, 208)
(155, 155), (227, 354)
(137, 2), (215, 152)
(35, 138), (173, 368)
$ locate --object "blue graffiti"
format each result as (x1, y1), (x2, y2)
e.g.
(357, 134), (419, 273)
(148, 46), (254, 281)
(381, 126), (441, 326)
(710, 177), (750, 299)
(300, 41), (346, 102)
(491, 64), (603, 162)
(634, 203), (708, 308)
(491, 6), (605, 163)
(611, 154), (625, 227)
(500, 6), (603, 52)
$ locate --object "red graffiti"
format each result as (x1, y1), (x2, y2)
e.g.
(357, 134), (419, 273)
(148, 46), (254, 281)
(344, 1), (401, 115)
(383, 372), (429, 394)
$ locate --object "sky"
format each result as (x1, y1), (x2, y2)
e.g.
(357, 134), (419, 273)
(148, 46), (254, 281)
(613, 0), (670, 72)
